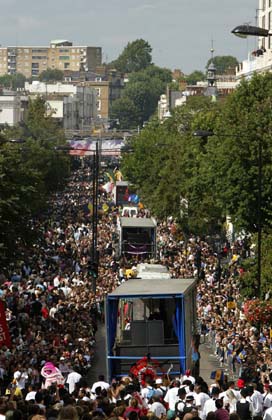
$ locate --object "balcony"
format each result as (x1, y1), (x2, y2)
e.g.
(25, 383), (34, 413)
(236, 49), (272, 80)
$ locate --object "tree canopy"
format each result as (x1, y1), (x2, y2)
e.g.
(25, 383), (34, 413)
(109, 39), (152, 73)
(206, 55), (238, 74)
(185, 70), (205, 85)
(110, 65), (172, 128)
(0, 73), (26, 89)
(0, 97), (70, 262)
(39, 68), (64, 82)
(121, 72), (272, 296)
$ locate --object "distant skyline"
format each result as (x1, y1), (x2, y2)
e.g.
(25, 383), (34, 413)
(0, 0), (258, 73)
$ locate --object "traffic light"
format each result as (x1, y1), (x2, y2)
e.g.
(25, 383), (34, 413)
(88, 261), (98, 278)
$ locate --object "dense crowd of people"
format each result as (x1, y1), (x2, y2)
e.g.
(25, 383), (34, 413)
(0, 162), (271, 419)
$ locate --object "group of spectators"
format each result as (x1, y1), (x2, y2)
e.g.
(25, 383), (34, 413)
(0, 162), (270, 420)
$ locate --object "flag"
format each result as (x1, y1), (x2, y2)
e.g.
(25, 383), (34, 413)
(102, 203), (109, 213)
(0, 301), (11, 348)
(102, 182), (114, 194)
(128, 194), (139, 204)
(123, 187), (129, 201)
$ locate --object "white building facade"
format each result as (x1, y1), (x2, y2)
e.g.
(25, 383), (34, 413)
(236, 0), (272, 79)
(0, 93), (28, 126)
(25, 81), (97, 130)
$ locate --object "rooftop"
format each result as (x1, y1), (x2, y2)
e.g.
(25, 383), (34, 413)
(108, 277), (196, 298)
(120, 217), (156, 228)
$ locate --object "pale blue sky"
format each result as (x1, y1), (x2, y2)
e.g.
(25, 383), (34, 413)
(0, 0), (258, 73)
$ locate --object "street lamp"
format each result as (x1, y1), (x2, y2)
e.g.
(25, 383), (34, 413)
(193, 129), (262, 298)
(231, 24), (270, 38)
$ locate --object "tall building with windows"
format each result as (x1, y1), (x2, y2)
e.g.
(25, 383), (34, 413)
(236, 1), (272, 79)
(0, 40), (102, 78)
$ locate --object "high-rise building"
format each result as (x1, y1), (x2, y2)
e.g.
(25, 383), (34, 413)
(0, 40), (102, 78)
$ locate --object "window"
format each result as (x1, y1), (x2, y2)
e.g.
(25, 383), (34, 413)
(262, 15), (266, 28)
(32, 56), (47, 59)
(32, 63), (39, 68)
(32, 49), (47, 53)
(59, 56), (70, 60)
(263, 0), (266, 10)
(64, 63), (70, 69)
(59, 49), (69, 53)
(97, 100), (101, 111)
(95, 88), (101, 96)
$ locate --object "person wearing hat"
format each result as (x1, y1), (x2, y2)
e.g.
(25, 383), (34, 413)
(155, 377), (167, 397)
(175, 388), (187, 415)
(181, 370), (195, 385)
(183, 395), (197, 416)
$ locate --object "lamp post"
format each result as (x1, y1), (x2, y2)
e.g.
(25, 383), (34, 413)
(193, 129), (262, 298)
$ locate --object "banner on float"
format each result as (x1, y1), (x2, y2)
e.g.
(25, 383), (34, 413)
(0, 301), (11, 348)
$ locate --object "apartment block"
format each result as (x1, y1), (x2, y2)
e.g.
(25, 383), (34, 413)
(0, 40), (102, 78)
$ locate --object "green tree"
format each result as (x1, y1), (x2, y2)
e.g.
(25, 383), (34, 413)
(121, 98), (222, 235)
(206, 55), (238, 74)
(110, 97), (141, 129)
(39, 68), (64, 82)
(110, 39), (152, 73)
(0, 98), (70, 261)
(0, 73), (26, 89)
(185, 70), (205, 85)
(111, 65), (172, 127)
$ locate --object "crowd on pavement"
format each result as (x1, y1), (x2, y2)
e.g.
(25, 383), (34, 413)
(0, 162), (271, 420)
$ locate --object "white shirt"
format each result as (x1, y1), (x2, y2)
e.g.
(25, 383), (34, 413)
(203, 398), (216, 419)
(264, 393), (272, 409)
(252, 390), (263, 414)
(141, 385), (155, 402)
(14, 370), (28, 390)
(25, 391), (37, 401)
(264, 406), (272, 420)
(150, 401), (166, 417)
(164, 386), (179, 411)
(195, 392), (210, 420)
(66, 371), (82, 394)
(91, 380), (110, 393)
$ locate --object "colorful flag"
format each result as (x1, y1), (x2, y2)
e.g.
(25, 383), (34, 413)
(102, 182), (114, 194)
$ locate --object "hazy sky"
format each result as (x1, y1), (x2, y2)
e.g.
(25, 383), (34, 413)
(0, 0), (258, 73)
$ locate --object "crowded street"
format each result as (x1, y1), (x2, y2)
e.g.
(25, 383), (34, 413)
(0, 161), (271, 420)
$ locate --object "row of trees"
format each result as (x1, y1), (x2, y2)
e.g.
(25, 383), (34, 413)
(121, 73), (272, 297)
(0, 97), (70, 263)
(108, 39), (238, 129)
(0, 69), (64, 90)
